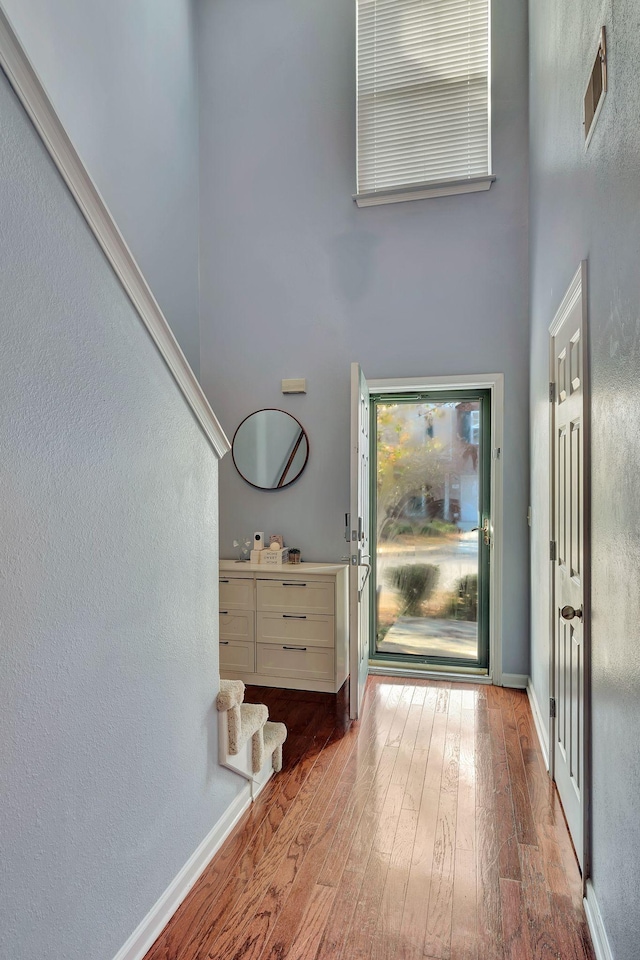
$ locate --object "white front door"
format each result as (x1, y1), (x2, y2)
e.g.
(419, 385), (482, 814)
(349, 362), (371, 720)
(551, 265), (588, 871)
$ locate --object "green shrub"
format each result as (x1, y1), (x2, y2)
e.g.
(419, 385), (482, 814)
(431, 519), (458, 534)
(419, 520), (458, 538)
(379, 521), (415, 541)
(386, 563), (440, 616)
(448, 573), (478, 621)
(419, 522), (439, 537)
(394, 523), (414, 537)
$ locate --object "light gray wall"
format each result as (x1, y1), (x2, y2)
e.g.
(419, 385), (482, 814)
(529, 0), (640, 956)
(0, 70), (240, 960)
(197, 0), (530, 675)
(1, 0), (201, 374)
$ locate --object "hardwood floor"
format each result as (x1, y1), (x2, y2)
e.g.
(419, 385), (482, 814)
(144, 679), (595, 960)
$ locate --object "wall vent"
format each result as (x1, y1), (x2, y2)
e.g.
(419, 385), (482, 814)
(584, 27), (607, 146)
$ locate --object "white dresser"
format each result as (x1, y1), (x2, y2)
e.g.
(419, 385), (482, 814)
(218, 560), (349, 693)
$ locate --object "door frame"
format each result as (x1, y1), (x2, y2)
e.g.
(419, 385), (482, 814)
(367, 373), (504, 685)
(548, 261), (591, 882)
(369, 387), (492, 673)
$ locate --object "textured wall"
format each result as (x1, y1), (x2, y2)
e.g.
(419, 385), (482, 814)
(1, 0), (201, 374)
(529, 0), (640, 955)
(0, 70), (240, 960)
(197, 0), (531, 676)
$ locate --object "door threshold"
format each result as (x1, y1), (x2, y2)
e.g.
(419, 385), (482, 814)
(369, 662), (491, 684)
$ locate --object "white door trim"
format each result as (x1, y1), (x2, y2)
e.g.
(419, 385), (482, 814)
(548, 261), (591, 882)
(0, 5), (230, 460)
(367, 373), (504, 686)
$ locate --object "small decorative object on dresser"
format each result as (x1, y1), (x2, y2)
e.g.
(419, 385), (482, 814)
(262, 546), (289, 565)
(269, 534), (284, 549)
(218, 560), (348, 693)
(288, 549), (301, 564)
(233, 537), (252, 562)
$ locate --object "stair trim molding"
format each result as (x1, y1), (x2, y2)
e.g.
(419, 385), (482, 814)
(111, 785), (251, 960)
(583, 881), (614, 960)
(0, 5), (230, 460)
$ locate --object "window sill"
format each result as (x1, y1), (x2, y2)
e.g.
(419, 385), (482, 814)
(353, 175), (496, 207)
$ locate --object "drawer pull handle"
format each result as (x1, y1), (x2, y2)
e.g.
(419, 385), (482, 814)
(282, 582), (306, 587)
(220, 579), (230, 583)
(220, 611), (229, 615)
(283, 614), (307, 619)
(220, 641), (229, 645)
(283, 645), (307, 651)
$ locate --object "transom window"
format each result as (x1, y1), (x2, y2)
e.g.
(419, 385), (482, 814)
(355, 0), (493, 206)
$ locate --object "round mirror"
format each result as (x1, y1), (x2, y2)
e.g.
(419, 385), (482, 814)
(232, 409), (309, 490)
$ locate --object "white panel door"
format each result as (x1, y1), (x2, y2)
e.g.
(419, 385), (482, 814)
(551, 269), (587, 871)
(349, 363), (371, 720)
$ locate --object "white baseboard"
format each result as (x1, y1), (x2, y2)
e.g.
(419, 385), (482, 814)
(584, 881), (614, 960)
(502, 673), (528, 689)
(112, 785), (251, 960)
(526, 679), (550, 770)
(251, 766), (275, 800)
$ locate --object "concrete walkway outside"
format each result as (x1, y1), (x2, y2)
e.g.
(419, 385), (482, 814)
(377, 615), (477, 659)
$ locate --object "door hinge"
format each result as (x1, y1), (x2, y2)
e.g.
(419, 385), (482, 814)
(550, 540), (557, 562)
(549, 382), (556, 403)
(549, 697), (556, 719)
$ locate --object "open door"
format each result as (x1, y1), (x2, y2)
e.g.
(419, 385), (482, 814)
(349, 363), (371, 720)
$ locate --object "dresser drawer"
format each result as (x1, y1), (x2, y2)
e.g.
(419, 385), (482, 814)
(257, 579), (334, 615)
(219, 577), (254, 611)
(256, 642), (334, 682)
(219, 639), (255, 673)
(257, 612), (334, 649)
(219, 610), (255, 642)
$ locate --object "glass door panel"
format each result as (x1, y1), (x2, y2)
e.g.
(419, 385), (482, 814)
(372, 390), (490, 670)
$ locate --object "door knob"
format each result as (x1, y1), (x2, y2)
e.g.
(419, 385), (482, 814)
(471, 518), (491, 546)
(561, 604), (583, 621)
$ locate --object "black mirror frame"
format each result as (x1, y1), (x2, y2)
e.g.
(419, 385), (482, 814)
(231, 408), (310, 491)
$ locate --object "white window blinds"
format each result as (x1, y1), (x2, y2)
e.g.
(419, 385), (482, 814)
(356, 0), (491, 202)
